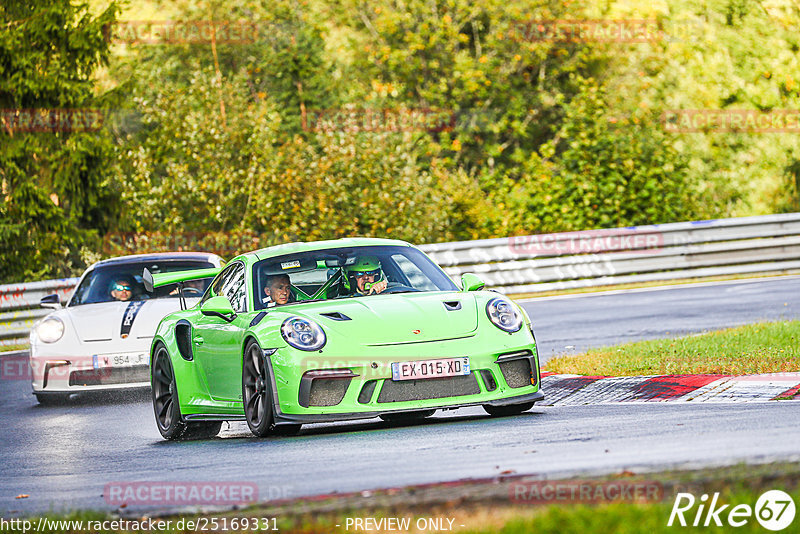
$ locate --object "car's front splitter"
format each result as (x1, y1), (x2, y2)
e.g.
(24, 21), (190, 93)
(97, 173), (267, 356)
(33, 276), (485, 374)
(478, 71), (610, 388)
(270, 390), (545, 424)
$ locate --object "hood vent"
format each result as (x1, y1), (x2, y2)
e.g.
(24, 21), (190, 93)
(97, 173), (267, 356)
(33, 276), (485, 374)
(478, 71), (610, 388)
(320, 312), (352, 321)
(443, 301), (462, 311)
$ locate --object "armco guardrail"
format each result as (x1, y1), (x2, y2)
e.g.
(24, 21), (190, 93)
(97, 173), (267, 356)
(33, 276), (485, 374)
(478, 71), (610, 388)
(419, 213), (800, 294)
(2, 213), (799, 348)
(0, 278), (78, 347)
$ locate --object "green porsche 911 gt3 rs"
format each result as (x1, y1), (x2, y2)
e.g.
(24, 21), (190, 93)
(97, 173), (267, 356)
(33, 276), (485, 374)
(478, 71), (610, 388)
(145, 238), (543, 440)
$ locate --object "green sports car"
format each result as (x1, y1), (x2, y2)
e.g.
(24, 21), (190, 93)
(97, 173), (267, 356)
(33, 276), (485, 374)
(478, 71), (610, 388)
(145, 238), (543, 440)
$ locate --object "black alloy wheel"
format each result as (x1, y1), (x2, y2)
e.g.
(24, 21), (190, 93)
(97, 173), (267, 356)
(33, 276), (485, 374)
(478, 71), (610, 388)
(152, 343), (220, 440)
(242, 339), (276, 437)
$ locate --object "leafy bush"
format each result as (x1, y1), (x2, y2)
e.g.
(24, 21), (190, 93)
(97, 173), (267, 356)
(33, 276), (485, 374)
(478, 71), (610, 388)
(4, 0), (799, 283)
(0, 0), (120, 282)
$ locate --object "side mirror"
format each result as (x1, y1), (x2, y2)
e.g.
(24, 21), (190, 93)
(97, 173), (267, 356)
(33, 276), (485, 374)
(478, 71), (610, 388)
(461, 273), (485, 292)
(200, 295), (237, 322)
(40, 294), (61, 309)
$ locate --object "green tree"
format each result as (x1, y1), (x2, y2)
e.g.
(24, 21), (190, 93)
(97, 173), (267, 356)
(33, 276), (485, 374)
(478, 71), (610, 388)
(601, 0), (800, 217)
(112, 0), (339, 138)
(0, 0), (120, 283)
(776, 156), (800, 213)
(501, 77), (716, 233)
(334, 0), (611, 176)
(114, 62), (484, 247)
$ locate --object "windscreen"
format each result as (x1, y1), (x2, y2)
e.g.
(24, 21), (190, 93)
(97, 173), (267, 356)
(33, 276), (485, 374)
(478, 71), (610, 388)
(252, 245), (458, 310)
(69, 260), (215, 306)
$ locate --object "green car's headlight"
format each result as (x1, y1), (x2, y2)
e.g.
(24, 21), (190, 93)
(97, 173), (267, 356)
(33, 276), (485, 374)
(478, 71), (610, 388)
(36, 317), (65, 343)
(486, 297), (523, 333)
(281, 316), (326, 351)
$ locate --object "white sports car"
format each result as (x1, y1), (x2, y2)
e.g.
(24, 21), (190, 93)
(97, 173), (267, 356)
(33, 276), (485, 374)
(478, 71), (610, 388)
(29, 252), (224, 404)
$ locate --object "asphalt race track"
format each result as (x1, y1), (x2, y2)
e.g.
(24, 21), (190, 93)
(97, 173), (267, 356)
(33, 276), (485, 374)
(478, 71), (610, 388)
(2, 276), (799, 515)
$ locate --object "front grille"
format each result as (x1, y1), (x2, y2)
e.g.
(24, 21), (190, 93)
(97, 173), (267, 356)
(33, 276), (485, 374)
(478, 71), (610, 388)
(498, 359), (532, 388)
(69, 366), (149, 386)
(308, 378), (350, 406)
(377, 372), (480, 403)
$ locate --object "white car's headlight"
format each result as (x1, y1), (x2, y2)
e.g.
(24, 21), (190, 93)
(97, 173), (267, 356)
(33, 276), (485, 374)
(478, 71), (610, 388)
(36, 317), (65, 343)
(281, 316), (326, 351)
(486, 297), (523, 333)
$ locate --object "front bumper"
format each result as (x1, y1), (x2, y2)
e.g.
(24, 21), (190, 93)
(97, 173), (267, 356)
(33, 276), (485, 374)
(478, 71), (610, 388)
(263, 332), (543, 422)
(30, 348), (150, 393)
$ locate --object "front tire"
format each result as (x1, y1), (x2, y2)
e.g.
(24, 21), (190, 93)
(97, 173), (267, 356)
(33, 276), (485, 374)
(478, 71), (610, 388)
(152, 344), (220, 440)
(483, 402), (534, 417)
(242, 339), (275, 437)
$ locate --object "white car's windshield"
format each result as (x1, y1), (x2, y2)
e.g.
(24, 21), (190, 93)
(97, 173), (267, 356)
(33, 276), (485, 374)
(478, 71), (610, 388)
(69, 260), (215, 306)
(252, 245), (457, 310)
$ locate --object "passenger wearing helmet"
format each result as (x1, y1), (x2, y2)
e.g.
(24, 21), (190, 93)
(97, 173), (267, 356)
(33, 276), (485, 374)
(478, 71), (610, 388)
(344, 256), (387, 296)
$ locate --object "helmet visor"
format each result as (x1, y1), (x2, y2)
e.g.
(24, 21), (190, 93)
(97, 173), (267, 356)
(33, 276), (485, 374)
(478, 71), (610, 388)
(351, 269), (380, 279)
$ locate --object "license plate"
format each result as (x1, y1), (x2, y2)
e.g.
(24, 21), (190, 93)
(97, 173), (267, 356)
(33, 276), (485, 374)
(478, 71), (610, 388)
(391, 357), (470, 381)
(102, 352), (147, 368)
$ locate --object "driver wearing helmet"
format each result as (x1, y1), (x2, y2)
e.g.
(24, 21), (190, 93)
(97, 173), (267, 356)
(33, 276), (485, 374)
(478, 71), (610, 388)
(344, 256), (387, 296)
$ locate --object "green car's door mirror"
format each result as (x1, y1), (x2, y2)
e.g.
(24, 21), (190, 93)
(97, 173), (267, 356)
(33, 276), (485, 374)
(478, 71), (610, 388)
(461, 273), (485, 292)
(200, 296), (237, 322)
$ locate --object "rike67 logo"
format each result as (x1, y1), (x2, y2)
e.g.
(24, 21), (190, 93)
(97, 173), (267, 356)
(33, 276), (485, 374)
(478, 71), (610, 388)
(668, 490), (796, 531)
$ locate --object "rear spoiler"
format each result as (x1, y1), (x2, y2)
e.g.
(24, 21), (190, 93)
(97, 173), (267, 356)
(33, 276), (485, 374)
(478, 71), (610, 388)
(142, 267), (221, 293)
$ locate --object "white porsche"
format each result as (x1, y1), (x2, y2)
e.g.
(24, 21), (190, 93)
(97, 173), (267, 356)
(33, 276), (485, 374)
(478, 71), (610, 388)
(29, 252), (224, 404)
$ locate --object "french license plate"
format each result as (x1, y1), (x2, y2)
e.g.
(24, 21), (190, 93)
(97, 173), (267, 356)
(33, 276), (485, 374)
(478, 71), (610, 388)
(101, 352), (147, 368)
(391, 357), (470, 381)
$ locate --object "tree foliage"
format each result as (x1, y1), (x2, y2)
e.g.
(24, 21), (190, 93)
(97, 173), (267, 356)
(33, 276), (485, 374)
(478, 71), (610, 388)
(0, 0), (120, 282)
(3, 0), (799, 283)
(115, 63), (483, 245)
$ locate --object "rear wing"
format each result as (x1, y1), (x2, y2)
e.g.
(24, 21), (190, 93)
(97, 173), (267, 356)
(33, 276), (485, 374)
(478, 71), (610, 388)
(142, 267), (221, 293)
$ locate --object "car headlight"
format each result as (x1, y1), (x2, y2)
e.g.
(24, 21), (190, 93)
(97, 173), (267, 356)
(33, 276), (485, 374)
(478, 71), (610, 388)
(36, 317), (65, 343)
(486, 297), (523, 333)
(281, 316), (326, 351)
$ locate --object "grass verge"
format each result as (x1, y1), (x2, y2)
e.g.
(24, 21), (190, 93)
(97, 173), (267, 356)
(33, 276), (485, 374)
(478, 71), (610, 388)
(545, 320), (800, 376)
(3, 463), (799, 533)
(0, 344), (28, 354)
